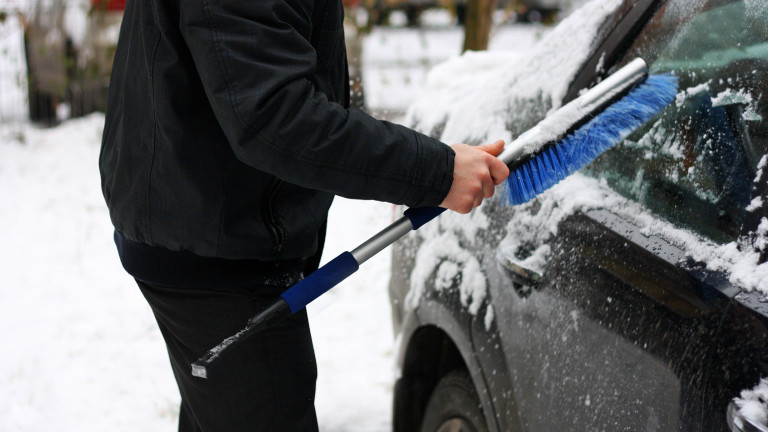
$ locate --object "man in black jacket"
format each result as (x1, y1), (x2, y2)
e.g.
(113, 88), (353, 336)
(99, 0), (508, 430)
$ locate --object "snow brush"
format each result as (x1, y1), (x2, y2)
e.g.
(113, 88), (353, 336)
(191, 58), (678, 379)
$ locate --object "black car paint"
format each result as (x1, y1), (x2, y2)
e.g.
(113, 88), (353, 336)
(389, 0), (768, 431)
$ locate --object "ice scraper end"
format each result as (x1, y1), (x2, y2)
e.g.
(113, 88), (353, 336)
(191, 364), (208, 379)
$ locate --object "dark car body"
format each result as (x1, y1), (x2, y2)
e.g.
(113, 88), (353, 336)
(389, 0), (768, 431)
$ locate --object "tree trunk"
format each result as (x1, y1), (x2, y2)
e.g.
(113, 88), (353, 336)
(462, 0), (497, 52)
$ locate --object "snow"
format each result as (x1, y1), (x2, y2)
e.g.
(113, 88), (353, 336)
(404, 0), (622, 146)
(62, 0), (90, 48)
(403, 0), (627, 319)
(498, 171), (768, 294)
(402, 0), (768, 306)
(0, 115), (180, 430)
(0, 15), (550, 431)
(0, 14), (28, 122)
(745, 0), (768, 19)
(2, 0), (768, 428)
(734, 378), (768, 428)
(0, 113), (400, 431)
(711, 88), (762, 122)
(361, 21), (548, 115)
(406, 229), (488, 316)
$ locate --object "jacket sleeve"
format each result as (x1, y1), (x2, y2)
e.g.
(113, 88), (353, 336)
(178, 0), (454, 208)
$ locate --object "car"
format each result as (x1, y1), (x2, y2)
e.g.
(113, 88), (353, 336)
(23, 0), (124, 122)
(389, 0), (768, 431)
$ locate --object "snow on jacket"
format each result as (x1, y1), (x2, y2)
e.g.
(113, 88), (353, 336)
(99, 0), (455, 274)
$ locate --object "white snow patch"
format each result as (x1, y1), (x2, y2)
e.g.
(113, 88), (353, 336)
(712, 88), (762, 122)
(0, 114), (403, 432)
(746, 196), (764, 212)
(745, 0), (768, 18)
(484, 304), (495, 330)
(735, 378), (768, 428)
(361, 23), (547, 115)
(405, 0), (623, 145)
(675, 82), (710, 108)
(407, 230), (487, 315)
(496, 171), (768, 297)
(0, 115), (180, 431)
(0, 14), (29, 121)
(63, 0), (90, 48)
(498, 174), (621, 272)
(712, 88), (753, 107)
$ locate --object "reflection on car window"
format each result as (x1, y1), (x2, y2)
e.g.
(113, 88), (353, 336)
(589, 0), (768, 243)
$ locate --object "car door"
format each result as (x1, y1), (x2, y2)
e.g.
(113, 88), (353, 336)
(486, 0), (768, 430)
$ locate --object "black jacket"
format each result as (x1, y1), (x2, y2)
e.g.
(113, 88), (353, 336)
(99, 0), (454, 277)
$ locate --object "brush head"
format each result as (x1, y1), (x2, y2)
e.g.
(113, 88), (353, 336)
(505, 73), (679, 205)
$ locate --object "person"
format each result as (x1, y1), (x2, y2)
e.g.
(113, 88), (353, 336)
(98, 0), (509, 430)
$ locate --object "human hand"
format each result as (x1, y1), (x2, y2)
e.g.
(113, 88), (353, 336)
(440, 140), (509, 214)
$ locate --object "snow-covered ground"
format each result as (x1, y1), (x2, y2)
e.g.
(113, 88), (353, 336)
(4, 2), (766, 430)
(0, 114), (400, 431)
(0, 13), (542, 431)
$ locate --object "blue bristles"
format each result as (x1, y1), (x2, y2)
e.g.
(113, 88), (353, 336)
(505, 73), (679, 205)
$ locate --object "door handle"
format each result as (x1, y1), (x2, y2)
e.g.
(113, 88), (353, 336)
(498, 252), (542, 298)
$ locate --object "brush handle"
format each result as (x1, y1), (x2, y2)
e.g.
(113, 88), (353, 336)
(404, 206), (446, 229)
(194, 206), (446, 377)
(280, 251), (360, 313)
(278, 206), (446, 313)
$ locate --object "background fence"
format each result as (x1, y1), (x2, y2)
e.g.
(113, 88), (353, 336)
(0, 10), (29, 123)
(0, 0), (121, 125)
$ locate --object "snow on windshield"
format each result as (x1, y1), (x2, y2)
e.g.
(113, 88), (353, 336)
(405, 0), (622, 147)
(405, 0), (768, 323)
(404, 0), (623, 321)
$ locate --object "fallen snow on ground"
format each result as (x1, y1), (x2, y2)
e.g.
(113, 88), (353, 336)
(0, 116), (179, 431)
(0, 114), (398, 431)
(0, 18), (548, 430)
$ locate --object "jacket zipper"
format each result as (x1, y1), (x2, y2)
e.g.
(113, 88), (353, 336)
(263, 178), (287, 255)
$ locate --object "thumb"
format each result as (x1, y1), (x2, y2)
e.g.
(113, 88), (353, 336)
(477, 139), (505, 157)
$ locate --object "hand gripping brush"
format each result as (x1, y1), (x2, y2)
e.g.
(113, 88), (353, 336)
(191, 58), (678, 379)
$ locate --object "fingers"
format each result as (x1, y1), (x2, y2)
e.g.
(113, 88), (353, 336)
(480, 140), (510, 185)
(477, 139), (505, 157)
(489, 153), (510, 185)
(477, 140), (509, 185)
(481, 172), (495, 199)
(440, 140), (510, 214)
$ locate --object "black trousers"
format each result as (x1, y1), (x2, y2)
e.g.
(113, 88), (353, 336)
(137, 280), (319, 432)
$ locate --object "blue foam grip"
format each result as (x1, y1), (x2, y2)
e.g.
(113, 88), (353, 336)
(280, 251), (360, 313)
(404, 206), (446, 230)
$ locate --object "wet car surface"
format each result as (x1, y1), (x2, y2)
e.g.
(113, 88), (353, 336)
(389, 0), (768, 431)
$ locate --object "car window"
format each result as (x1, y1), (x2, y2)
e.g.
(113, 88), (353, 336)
(587, 0), (768, 244)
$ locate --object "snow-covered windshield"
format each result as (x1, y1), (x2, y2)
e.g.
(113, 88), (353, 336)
(407, 0), (767, 313)
(404, 0), (623, 146)
(588, 0), (768, 291)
